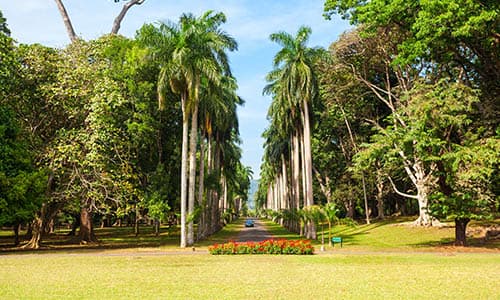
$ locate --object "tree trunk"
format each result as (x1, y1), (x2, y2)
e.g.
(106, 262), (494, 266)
(111, 0), (145, 34)
(180, 93), (189, 248)
(361, 174), (370, 224)
(389, 159), (436, 226)
(23, 217), (42, 249)
(134, 204), (140, 237)
(299, 131), (307, 237)
(197, 134), (206, 240)
(414, 179), (432, 226)
(67, 213), (80, 236)
(346, 199), (355, 219)
(21, 202), (59, 249)
(302, 99), (316, 240)
(13, 223), (21, 246)
(211, 139), (221, 234)
(205, 135), (213, 236)
(79, 206), (97, 243)
(455, 218), (470, 246)
(187, 103), (199, 246)
(53, 0), (78, 42)
(292, 133), (301, 233)
(154, 219), (160, 237)
(376, 170), (385, 219)
(328, 221), (332, 247)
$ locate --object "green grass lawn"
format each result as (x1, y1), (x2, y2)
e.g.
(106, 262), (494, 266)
(264, 217), (500, 252)
(0, 252), (499, 299)
(1, 217), (498, 253)
(1, 218), (499, 299)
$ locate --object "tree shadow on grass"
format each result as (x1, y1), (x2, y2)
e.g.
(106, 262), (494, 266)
(327, 219), (390, 246)
(411, 236), (500, 250)
(0, 225), (184, 254)
(0, 221), (246, 254)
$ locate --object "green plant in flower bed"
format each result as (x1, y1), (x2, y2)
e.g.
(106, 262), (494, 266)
(208, 239), (314, 255)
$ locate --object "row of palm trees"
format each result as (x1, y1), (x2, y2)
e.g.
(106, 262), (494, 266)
(258, 26), (321, 239)
(138, 11), (250, 247)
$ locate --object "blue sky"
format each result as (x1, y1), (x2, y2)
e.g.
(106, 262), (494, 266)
(1, 0), (350, 178)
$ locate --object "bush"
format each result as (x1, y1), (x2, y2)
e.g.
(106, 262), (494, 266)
(208, 239), (314, 255)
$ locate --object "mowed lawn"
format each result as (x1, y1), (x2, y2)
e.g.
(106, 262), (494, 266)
(0, 252), (499, 299)
(1, 218), (499, 299)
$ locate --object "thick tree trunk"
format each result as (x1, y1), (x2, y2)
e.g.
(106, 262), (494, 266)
(187, 103), (199, 246)
(180, 93), (189, 248)
(205, 135), (213, 236)
(302, 100), (316, 240)
(197, 135), (206, 240)
(414, 179), (433, 226)
(79, 206), (97, 243)
(21, 202), (60, 249)
(281, 156), (288, 211)
(211, 138), (221, 234)
(292, 133), (301, 233)
(455, 218), (470, 246)
(389, 159), (436, 226)
(299, 131), (307, 237)
(53, 0), (78, 42)
(23, 217), (42, 249)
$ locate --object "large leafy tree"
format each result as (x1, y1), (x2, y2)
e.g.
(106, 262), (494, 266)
(324, 0), (499, 126)
(324, 0), (499, 243)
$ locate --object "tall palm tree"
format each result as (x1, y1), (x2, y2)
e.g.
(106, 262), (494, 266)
(197, 75), (241, 238)
(265, 26), (320, 239)
(138, 10), (237, 247)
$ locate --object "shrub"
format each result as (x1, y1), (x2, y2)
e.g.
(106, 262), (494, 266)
(208, 239), (314, 255)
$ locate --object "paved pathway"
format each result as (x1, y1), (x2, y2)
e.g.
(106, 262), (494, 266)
(235, 218), (273, 242)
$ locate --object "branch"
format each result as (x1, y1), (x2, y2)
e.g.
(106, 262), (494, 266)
(54, 0), (78, 42)
(111, 0), (146, 34)
(387, 176), (418, 200)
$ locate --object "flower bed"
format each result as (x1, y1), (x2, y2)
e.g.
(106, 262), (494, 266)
(208, 239), (314, 255)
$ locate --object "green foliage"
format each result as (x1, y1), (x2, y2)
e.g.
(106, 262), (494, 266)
(430, 135), (500, 221)
(324, 0), (500, 92)
(0, 16), (16, 99)
(0, 10), (10, 36)
(322, 202), (340, 224)
(0, 107), (46, 225)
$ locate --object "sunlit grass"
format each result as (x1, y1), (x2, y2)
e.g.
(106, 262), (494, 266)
(261, 217), (500, 252)
(1, 216), (498, 253)
(0, 252), (498, 299)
